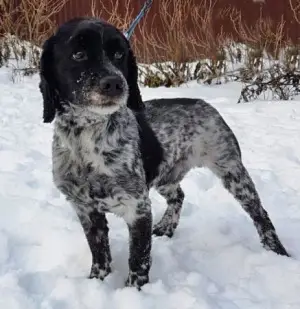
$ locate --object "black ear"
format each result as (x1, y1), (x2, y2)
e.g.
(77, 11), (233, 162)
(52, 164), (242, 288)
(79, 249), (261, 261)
(39, 36), (60, 123)
(126, 47), (145, 112)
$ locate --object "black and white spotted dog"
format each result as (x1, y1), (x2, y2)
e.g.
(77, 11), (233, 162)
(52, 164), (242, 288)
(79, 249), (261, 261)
(39, 17), (289, 289)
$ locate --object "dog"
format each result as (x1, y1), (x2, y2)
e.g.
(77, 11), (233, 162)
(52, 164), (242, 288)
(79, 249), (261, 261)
(39, 17), (289, 289)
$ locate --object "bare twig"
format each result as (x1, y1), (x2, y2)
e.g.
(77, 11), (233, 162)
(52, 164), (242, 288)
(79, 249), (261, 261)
(91, 0), (134, 31)
(289, 0), (300, 24)
(0, 0), (68, 71)
(0, 0), (69, 45)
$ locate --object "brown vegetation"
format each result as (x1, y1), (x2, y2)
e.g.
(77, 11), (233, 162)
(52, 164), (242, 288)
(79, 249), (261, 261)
(1, 0), (300, 94)
(0, 0), (69, 45)
(0, 0), (68, 70)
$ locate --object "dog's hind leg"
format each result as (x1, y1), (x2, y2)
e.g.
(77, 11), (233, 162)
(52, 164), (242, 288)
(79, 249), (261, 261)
(75, 208), (112, 280)
(210, 159), (289, 256)
(153, 184), (185, 238)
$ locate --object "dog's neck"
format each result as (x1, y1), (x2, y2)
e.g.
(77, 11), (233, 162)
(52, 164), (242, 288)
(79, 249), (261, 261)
(53, 102), (139, 169)
(53, 103), (137, 151)
(56, 103), (128, 128)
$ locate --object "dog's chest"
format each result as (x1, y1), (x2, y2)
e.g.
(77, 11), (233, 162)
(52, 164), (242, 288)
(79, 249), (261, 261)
(51, 115), (146, 213)
(54, 127), (116, 177)
(52, 127), (124, 207)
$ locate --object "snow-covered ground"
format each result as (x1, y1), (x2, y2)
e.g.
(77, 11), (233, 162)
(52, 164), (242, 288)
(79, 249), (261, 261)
(0, 65), (300, 309)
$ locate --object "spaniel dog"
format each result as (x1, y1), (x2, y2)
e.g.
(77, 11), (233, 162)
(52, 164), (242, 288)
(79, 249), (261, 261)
(39, 17), (289, 289)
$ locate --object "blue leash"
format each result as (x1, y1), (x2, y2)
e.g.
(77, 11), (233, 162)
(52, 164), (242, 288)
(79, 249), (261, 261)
(124, 0), (153, 40)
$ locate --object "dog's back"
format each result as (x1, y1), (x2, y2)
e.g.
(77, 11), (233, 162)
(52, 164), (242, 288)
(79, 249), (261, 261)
(143, 98), (241, 187)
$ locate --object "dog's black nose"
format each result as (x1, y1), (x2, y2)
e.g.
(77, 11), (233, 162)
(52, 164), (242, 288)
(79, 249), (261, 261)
(99, 76), (123, 97)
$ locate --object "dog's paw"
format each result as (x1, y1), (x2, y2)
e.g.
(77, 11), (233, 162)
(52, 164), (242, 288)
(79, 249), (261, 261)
(262, 238), (290, 257)
(153, 221), (176, 238)
(125, 271), (149, 290)
(89, 263), (111, 280)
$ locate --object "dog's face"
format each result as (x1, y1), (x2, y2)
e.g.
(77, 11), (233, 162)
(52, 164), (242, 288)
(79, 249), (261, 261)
(40, 17), (144, 122)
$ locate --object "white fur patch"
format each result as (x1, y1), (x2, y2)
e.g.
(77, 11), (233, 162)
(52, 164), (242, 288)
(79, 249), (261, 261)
(105, 196), (139, 225)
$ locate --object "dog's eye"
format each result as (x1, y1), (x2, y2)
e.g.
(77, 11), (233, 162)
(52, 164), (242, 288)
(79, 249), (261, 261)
(72, 51), (88, 61)
(114, 51), (124, 60)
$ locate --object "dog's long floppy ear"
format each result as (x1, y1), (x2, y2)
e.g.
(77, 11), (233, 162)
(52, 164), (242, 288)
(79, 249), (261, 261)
(126, 47), (145, 112)
(39, 36), (60, 123)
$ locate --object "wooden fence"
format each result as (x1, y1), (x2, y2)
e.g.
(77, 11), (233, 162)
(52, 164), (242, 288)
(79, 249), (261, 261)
(3, 0), (300, 61)
(52, 0), (300, 40)
(52, 0), (300, 61)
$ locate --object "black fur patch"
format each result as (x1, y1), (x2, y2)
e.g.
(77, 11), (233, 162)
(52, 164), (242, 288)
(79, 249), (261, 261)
(135, 111), (164, 187)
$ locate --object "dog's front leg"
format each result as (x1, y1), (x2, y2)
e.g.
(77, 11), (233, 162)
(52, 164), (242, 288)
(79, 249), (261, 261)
(72, 204), (112, 280)
(125, 197), (152, 290)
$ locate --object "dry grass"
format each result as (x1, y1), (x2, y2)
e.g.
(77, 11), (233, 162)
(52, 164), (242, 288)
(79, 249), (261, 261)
(132, 0), (228, 63)
(86, 0), (300, 87)
(0, 0), (68, 70)
(91, 0), (134, 32)
(130, 0), (232, 86)
(0, 0), (69, 45)
(228, 6), (287, 61)
(1, 0), (300, 89)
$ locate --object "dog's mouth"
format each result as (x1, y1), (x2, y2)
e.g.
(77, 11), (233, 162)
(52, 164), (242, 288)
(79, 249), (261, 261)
(87, 91), (119, 107)
(83, 90), (126, 116)
(102, 101), (116, 107)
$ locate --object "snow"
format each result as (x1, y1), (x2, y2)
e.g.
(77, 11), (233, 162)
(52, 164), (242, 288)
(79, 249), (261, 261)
(0, 64), (300, 309)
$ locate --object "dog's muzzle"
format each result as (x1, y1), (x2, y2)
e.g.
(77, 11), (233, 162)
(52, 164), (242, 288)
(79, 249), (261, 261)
(99, 75), (124, 97)
(83, 73), (128, 110)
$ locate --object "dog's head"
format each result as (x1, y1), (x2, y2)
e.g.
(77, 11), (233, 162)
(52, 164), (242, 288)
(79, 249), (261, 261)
(39, 17), (144, 123)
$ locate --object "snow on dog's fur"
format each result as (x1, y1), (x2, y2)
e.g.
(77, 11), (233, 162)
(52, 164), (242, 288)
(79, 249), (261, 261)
(39, 17), (289, 289)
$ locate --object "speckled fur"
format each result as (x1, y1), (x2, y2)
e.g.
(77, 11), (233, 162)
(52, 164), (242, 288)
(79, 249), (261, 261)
(39, 17), (289, 290)
(144, 98), (289, 256)
(53, 105), (152, 287)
